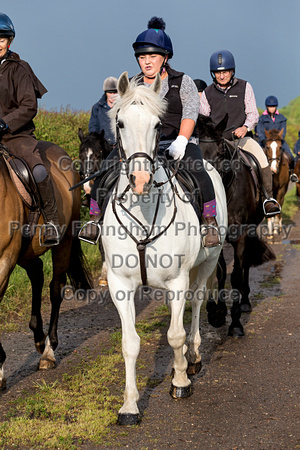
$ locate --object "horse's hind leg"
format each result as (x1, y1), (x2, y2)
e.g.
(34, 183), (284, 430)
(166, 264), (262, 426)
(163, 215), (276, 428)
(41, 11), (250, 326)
(0, 343), (6, 389)
(228, 250), (244, 337)
(23, 258), (47, 354)
(206, 250), (228, 328)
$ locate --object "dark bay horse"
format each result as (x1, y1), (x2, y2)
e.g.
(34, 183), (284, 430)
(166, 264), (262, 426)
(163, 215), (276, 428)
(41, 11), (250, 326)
(0, 141), (92, 389)
(78, 128), (113, 206)
(197, 114), (275, 337)
(264, 128), (290, 237)
(78, 129), (113, 286)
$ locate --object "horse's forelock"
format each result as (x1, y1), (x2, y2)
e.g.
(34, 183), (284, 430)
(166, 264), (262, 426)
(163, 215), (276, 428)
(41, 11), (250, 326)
(109, 81), (167, 133)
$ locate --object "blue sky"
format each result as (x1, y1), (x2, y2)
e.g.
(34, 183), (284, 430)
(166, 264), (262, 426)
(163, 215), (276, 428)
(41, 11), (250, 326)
(2, 0), (300, 112)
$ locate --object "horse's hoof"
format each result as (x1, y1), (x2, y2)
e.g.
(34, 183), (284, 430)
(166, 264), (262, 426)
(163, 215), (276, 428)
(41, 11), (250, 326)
(38, 357), (56, 370)
(35, 339), (46, 355)
(99, 279), (108, 287)
(117, 413), (140, 426)
(169, 383), (192, 399)
(207, 312), (227, 328)
(240, 303), (252, 313)
(187, 361), (202, 376)
(228, 326), (244, 338)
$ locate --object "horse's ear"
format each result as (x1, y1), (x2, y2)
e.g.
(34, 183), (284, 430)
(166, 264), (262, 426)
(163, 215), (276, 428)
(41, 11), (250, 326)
(150, 73), (161, 94)
(279, 128), (284, 138)
(265, 129), (270, 139)
(118, 71), (130, 97)
(78, 128), (84, 142)
(216, 113), (228, 134)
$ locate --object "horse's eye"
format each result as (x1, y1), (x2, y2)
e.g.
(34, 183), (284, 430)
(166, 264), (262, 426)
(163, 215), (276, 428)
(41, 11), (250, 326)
(117, 120), (124, 129)
(155, 121), (162, 130)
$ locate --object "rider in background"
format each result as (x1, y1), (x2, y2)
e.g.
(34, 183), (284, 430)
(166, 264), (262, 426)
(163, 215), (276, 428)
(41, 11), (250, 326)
(82, 17), (221, 247)
(257, 95), (298, 182)
(88, 77), (118, 145)
(193, 79), (207, 100)
(294, 131), (300, 163)
(0, 12), (59, 246)
(200, 49), (281, 217)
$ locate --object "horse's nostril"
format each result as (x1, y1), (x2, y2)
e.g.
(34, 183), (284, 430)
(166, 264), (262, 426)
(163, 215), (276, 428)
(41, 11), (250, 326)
(129, 174), (136, 186)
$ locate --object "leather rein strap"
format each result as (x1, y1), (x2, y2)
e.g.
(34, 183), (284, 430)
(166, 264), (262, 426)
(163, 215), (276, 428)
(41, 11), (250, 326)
(113, 119), (178, 286)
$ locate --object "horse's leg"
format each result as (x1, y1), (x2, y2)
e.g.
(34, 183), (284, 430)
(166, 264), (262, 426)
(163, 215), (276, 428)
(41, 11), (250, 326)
(38, 241), (70, 370)
(21, 258), (47, 354)
(98, 237), (108, 286)
(167, 279), (192, 399)
(109, 277), (140, 425)
(0, 343), (6, 389)
(240, 263), (251, 313)
(206, 250), (228, 328)
(228, 244), (244, 337)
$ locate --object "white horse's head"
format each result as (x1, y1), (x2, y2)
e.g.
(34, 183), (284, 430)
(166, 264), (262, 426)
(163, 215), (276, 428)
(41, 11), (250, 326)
(110, 71), (167, 195)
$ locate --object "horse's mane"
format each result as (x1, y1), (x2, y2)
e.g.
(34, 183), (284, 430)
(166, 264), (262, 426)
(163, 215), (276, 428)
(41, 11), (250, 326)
(266, 128), (283, 140)
(109, 80), (167, 134)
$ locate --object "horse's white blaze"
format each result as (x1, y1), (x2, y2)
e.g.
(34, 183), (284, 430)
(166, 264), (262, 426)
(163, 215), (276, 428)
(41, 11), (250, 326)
(83, 148), (94, 194)
(103, 73), (228, 419)
(270, 141), (278, 173)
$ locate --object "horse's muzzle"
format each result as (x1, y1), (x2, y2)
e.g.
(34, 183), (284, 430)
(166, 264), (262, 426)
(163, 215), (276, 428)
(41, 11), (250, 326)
(129, 171), (153, 195)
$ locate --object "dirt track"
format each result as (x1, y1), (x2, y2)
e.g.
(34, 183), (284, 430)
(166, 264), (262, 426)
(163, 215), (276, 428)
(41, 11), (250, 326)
(0, 207), (300, 449)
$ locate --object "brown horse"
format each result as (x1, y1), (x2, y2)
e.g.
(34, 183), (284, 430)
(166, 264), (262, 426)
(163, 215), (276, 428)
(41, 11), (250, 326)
(264, 128), (290, 237)
(0, 141), (92, 389)
(294, 158), (300, 202)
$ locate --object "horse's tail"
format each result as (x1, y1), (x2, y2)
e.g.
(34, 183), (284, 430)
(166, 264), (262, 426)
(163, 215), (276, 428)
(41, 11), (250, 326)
(67, 237), (93, 291)
(245, 235), (276, 267)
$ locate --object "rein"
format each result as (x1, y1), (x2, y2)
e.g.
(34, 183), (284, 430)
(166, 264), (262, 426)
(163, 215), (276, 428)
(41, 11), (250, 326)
(112, 118), (179, 286)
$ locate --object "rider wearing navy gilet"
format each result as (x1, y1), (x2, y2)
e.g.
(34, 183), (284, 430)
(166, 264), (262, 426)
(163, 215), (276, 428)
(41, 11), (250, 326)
(200, 50), (281, 218)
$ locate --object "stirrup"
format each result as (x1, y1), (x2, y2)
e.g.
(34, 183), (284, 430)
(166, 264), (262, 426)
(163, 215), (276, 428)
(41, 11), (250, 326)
(290, 173), (298, 183)
(263, 198), (281, 217)
(78, 220), (101, 245)
(39, 222), (60, 247)
(201, 224), (221, 248)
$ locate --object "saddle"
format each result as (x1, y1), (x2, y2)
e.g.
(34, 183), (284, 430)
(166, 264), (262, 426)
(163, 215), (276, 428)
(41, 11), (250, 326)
(0, 145), (43, 240)
(222, 140), (262, 196)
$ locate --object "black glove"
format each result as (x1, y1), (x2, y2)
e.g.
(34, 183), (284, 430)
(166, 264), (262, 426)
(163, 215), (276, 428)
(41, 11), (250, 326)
(0, 118), (8, 137)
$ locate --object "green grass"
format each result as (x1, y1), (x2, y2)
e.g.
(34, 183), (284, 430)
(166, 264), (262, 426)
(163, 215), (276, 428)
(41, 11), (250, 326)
(0, 306), (171, 449)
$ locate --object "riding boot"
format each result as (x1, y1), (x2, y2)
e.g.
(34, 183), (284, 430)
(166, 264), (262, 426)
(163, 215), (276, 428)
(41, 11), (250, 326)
(37, 175), (60, 247)
(261, 167), (281, 217)
(288, 159), (298, 182)
(201, 216), (221, 248)
(78, 214), (101, 245)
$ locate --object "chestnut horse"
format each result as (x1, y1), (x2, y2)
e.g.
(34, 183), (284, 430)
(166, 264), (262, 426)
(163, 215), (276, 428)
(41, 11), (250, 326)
(264, 128), (289, 237)
(197, 114), (275, 336)
(0, 141), (92, 389)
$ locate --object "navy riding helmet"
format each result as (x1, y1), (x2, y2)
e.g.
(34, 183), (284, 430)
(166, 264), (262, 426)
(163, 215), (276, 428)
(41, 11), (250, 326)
(132, 17), (173, 59)
(0, 13), (15, 38)
(210, 50), (235, 78)
(265, 95), (278, 107)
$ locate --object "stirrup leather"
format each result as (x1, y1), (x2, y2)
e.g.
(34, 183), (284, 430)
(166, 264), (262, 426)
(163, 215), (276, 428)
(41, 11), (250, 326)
(78, 220), (101, 245)
(263, 198), (281, 216)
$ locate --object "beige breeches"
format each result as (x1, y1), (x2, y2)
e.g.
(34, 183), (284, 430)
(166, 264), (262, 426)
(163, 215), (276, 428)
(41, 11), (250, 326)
(238, 137), (268, 168)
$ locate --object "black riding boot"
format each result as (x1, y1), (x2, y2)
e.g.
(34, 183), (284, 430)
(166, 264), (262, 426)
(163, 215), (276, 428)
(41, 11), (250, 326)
(37, 175), (60, 246)
(261, 167), (281, 217)
(288, 158), (298, 182)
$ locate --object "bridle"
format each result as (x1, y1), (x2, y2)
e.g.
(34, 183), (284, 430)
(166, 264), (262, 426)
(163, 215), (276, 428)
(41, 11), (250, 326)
(112, 113), (179, 286)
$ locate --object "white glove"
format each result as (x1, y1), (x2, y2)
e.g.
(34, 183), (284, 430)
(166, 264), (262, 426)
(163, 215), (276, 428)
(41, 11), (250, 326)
(167, 135), (188, 160)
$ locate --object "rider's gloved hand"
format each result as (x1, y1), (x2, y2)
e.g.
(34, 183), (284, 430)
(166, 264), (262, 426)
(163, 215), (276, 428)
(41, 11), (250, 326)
(0, 119), (8, 137)
(167, 135), (188, 160)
